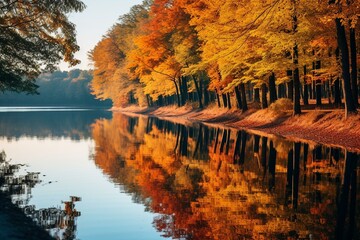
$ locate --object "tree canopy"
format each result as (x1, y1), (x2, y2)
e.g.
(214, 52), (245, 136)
(0, 0), (85, 94)
(90, 0), (359, 116)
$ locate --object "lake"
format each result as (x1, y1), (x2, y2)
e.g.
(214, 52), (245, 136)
(0, 108), (358, 239)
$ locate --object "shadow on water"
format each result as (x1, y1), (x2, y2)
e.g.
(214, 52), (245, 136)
(91, 113), (360, 240)
(0, 109), (112, 140)
(0, 150), (81, 240)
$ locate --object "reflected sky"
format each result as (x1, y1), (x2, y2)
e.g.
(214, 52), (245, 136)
(0, 110), (164, 240)
(0, 109), (112, 140)
(0, 106), (100, 112)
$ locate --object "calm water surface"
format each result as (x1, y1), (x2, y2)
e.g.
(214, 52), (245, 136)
(0, 109), (358, 239)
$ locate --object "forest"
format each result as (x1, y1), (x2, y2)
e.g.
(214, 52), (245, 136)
(0, 69), (111, 107)
(90, 0), (359, 117)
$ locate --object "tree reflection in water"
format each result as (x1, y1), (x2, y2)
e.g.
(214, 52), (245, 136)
(0, 151), (81, 240)
(91, 113), (359, 239)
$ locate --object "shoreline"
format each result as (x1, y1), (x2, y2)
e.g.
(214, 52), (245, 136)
(112, 104), (360, 153)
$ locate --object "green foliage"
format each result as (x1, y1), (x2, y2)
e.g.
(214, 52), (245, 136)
(0, 70), (112, 107)
(0, 0), (85, 94)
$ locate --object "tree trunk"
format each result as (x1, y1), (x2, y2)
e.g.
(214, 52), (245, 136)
(269, 72), (277, 104)
(234, 86), (243, 109)
(311, 60), (321, 106)
(247, 82), (253, 102)
(350, 27), (358, 106)
(254, 88), (260, 102)
(191, 75), (203, 109)
(215, 89), (221, 107)
(146, 94), (151, 107)
(222, 93), (227, 108)
(316, 80), (322, 106)
(203, 88), (210, 106)
(293, 67), (301, 114)
(227, 93), (231, 109)
(315, 61), (322, 106)
(326, 80), (332, 104)
(288, 80), (294, 101)
(292, 46), (301, 114)
(311, 80), (316, 99)
(336, 18), (357, 116)
(157, 95), (164, 106)
(174, 80), (181, 107)
(303, 65), (309, 105)
(240, 83), (248, 111)
(334, 77), (342, 106)
(181, 76), (188, 106)
(199, 76), (204, 102)
(278, 84), (286, 98)
(261, 83), (268, 109)
(287, 70), (294, 101)
(291, 1), (301, 115)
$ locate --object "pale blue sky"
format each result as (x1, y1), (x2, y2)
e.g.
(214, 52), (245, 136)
(59, 0), (144, 70)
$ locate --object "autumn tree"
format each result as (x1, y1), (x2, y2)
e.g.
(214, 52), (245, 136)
(0, 0), (85, 93)
(90, 2), (150, 107)
(91, 0), (359, 116)
(326, 0), (358, 116)
(127, 0), (204, 108)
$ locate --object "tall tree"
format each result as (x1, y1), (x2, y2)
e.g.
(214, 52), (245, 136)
(349, 25), (358, 106)
(90, 2), (149, 107)
(327, 0), (358, 116)
(291, 0), (301, 115)
(0, 0), (85, 93)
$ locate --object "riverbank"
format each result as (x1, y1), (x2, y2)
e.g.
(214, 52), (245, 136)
(113, 102), (360, 152)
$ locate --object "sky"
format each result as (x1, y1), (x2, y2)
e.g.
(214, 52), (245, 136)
(59, 0), (143, 71)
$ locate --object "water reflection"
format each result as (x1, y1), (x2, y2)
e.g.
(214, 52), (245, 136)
(0, 110), (111, 140)
(0, 150), (81, 240)
(92, 113), (359, 239)
(29, 196), (81, 240)
(0, 150), (40, 206)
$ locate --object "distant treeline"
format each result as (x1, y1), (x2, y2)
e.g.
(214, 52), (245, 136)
(0, 69), (112, 107)
(0, 110), (112, 140)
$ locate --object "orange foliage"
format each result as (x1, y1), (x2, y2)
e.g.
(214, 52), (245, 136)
(90, 114), (350, 239)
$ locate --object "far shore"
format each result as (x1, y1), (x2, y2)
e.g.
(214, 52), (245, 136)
(112, 103), (360, 153)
